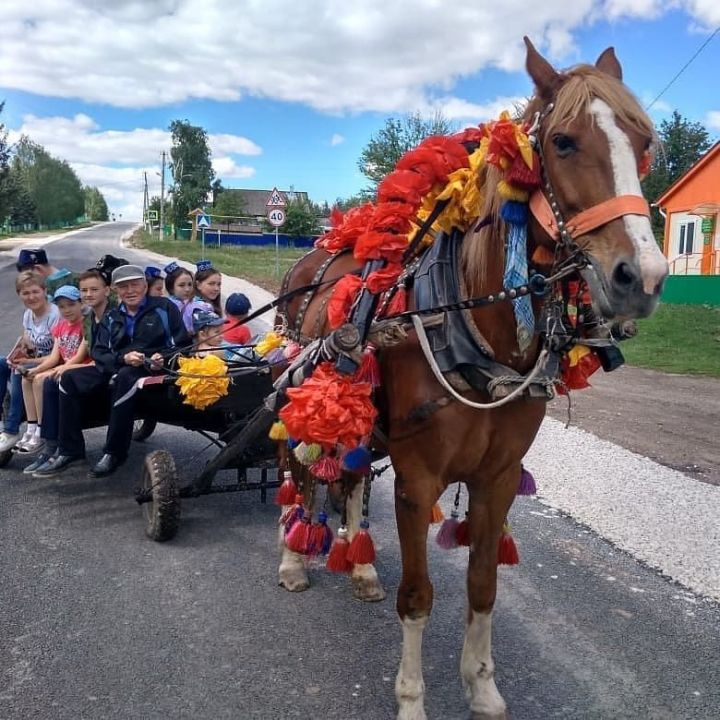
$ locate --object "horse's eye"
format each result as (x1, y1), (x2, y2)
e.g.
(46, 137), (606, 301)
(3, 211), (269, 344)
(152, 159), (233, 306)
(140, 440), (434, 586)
(552, 134), (577, 157)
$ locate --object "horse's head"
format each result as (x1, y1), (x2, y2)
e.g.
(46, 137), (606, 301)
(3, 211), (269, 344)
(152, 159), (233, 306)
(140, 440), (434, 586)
(524, 38), (668, 320)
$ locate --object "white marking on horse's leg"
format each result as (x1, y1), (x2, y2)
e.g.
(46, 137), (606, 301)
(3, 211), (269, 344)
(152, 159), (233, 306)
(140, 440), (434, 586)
(460, 610), (507, 718)
(395, 615), (428, 720)
(590, 98), (668, 293)
(277, 505), (309, 592)
(346, 476), (385, 602)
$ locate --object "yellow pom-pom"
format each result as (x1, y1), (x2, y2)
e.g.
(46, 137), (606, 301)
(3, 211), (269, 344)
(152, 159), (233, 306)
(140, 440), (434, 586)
(255, 331), (283, 357)
(497, 180), (528, 202)
(269, 420), (289, 441)
(294, 442), (322, 465)
(175, 355), (230, 410)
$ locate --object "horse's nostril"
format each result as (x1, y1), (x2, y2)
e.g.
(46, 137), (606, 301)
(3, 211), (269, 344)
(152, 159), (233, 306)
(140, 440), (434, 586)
(613, 261), (637, 289)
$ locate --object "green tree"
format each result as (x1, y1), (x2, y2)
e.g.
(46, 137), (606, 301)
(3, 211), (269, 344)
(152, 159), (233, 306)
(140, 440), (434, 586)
(642, 110), (712, 243)
(0, 102), (13, 222)
(169, 120), (215, 237)
(148, 194), (171, 221)
(84, 185), (109, 221)
(333, 194), (366, 212)
(4, 165), (37, 226)
(264, 196), (321, 237)
(213, 190), (247, 222)
(358, 111), (455, 197)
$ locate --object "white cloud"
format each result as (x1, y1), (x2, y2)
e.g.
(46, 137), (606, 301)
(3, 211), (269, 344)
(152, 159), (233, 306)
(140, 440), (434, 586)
(0, 0), (697, 114)
(6, 113), (261, 220)
(429, 95), (529, 123)
(706, 111), (720, 131)
(330, 134), (345, 146)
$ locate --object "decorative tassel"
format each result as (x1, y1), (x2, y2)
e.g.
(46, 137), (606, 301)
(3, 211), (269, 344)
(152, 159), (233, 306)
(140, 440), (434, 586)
(455, 515), (470, 547)
(285, 516), (311, 555)
(435, 509), (460, 550)
(518, 465), (537, 496)
(307, 511), (333, 556)
(385, 286), (407, 316)
(265, 347), (286, 365)
(287, 437), (300, 450)
(498, 523), (520, 565)
(294, 441), (322, 465)
(346, 519), (376, 564)
(310, 454), (342, 482)
(274, 470), (298, 506)
(430, 502), (445, 524)
(269, 420), (289, 441)
(355, 346), (381, 387)
(279, 493), (304, 529)
(342, 446), (372, 474)
(505, 151), (541, 191)
(326, 526), (353, 573)
(283, 341), (302, 361)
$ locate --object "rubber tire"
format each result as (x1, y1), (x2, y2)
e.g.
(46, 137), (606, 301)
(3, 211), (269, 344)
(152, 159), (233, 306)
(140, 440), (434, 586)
(132, 418), (158, 443)
(141, 450), (181, 542)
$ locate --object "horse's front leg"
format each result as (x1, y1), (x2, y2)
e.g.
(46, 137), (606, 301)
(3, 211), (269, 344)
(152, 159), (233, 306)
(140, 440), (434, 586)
(394, 468), (435, 720)
(345, 474), (385, 602)
(461, 469), (517, 720)
(277, 468), (310, 592)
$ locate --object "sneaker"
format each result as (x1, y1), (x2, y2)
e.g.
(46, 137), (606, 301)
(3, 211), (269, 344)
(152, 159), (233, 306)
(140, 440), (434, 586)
(19, 436), (45, 456)
(23, 451), (53, 475)
(33, 453), (85, 478)
(0, 431), (22, 452)
(14, 431), (35, 453)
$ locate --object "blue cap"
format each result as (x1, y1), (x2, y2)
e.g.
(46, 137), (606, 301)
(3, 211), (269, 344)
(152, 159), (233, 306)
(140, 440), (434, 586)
(16, 248), (48, 270)
(145, 266), (162, 279)
(53, 285), (81, 302)
(192, 308), (225, 333)
(195, 259), (213, 272)
(225, 292), (251, 316)
(163, 261), (180, 275)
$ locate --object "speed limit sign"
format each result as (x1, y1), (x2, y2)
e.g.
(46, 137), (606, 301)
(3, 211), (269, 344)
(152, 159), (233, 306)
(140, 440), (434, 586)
(267, 208), (286, 227)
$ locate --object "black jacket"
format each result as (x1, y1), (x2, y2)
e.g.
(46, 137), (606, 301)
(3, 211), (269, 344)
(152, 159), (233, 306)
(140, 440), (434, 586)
(92, 296), (189, 374)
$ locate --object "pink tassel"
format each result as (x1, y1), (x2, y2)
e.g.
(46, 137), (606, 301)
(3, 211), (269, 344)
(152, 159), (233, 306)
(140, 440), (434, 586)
(286, 517), (311, 554)
(310, 454), (342, 482)
(283, 341), (302, 361)
(346, 520), (376, 564)
(435, 510), (460, 550)
(518, 466), (536, 496)
(355, 346), (380, 387)
(279, 494), (304, 532)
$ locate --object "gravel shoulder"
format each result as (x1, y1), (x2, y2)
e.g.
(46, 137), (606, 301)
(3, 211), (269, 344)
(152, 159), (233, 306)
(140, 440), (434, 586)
(547, 365), (720, 486)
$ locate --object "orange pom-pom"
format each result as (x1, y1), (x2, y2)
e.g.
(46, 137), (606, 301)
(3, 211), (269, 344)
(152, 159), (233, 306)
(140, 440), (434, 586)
(430, 502), (445, 524)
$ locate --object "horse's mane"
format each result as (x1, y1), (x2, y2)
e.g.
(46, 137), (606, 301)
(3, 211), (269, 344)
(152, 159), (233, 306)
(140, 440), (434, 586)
(462, 64), (655, 294)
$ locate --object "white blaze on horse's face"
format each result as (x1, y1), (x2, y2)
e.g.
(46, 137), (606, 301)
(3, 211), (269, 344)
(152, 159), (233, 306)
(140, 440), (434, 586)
(590, 98), (669, 297)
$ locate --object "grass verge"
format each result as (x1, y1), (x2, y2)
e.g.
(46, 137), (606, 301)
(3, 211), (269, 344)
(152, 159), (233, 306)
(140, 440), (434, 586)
(133, 230), (309, 294)
(621, 303), (720, 377)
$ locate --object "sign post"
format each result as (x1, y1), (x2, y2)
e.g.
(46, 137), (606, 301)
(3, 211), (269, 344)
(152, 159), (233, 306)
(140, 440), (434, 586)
(266, 188), (287, 276)
(197, 213), (211, 259)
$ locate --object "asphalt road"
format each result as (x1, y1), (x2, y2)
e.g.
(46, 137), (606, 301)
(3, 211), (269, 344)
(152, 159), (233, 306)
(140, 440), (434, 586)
(0, 224), (718, 720)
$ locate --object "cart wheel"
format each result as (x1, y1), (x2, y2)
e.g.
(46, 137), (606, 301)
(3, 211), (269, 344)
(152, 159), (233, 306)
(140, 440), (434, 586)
(0, 449), (12, 469)
(141, 450), (181, 542)
(133, 419), (157, 442)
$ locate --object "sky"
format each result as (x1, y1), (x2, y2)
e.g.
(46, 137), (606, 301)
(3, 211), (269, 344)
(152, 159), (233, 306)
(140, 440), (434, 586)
(1, 1), (719, 221)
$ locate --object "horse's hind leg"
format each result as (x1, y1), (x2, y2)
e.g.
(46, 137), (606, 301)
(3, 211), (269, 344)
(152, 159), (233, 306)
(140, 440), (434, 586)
(277, 465), (310, 593)
(346, 474), (385, 602)
(461, 469), (517, 720)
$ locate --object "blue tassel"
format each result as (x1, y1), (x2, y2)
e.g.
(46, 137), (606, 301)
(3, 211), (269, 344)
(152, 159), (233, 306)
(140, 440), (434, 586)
(287, 437), (300, 450)
(342, 446), (372, 473)
(500, 200), (528, 225)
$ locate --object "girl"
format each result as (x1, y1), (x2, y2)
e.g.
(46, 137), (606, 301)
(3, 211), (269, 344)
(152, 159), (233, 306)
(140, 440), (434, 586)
(145, 266), (165, 297)
(194, 260), (223, 316)
(0, 272), (60, 452)
(19, 285), (88, 454)
(164, 262), (199, 333)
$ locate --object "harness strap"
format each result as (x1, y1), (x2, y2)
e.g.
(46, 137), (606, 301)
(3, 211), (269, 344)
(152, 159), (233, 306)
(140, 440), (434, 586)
(530, 192), (650, 241)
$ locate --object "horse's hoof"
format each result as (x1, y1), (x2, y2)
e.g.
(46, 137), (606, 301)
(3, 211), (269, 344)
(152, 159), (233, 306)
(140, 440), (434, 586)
(352, 575), (386, 602)
(397, 702), (427, 720)
(470, 711), (510, 720)
(278, 567), (310, 593)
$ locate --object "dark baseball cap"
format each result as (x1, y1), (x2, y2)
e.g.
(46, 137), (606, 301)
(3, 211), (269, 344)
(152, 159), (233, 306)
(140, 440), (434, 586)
(16, 248), (48, 270)
(225, 292), (251, 316)
(192, 308), (225, 333)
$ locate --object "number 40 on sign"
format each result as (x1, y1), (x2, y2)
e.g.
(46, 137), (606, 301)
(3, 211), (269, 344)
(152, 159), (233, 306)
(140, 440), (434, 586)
(267, 208), (285, 227)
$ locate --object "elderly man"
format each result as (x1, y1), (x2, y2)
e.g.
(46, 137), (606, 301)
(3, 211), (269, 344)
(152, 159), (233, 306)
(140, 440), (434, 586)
(35, 265), (188, 478)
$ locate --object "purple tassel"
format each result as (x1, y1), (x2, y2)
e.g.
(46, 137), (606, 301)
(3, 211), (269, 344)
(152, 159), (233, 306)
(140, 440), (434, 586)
(435, 510), (460, 550)
(518, 466), (537, 496)
(266, 347), (286, 364)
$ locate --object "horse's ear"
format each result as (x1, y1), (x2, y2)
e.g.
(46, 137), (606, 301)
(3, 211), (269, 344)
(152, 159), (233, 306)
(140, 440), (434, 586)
(595, 47), (623, 80)
(524, 37), (561, 101)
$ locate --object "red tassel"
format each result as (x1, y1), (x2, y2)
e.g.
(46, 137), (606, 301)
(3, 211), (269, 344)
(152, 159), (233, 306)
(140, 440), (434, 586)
(346, 521), (376, 564)
(497, 529), (520, 565)
(385, 286), (407, 316)
(455, 518), (470, 547)
(279, 493), (305, 527)
(286, 518), (311, 555)
(326, 527), (353, 573)
(355, 346), (381, 387)
(505, 151), (541, 190)
(310, 454), (342, 482)
(275, 471), (298, 505)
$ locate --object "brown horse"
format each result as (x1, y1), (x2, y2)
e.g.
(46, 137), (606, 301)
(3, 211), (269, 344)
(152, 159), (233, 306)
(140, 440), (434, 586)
(276, 38), (667, 719)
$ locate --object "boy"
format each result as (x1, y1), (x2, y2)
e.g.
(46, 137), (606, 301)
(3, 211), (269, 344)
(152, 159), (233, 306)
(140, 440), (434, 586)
(223, 293), (252, 346)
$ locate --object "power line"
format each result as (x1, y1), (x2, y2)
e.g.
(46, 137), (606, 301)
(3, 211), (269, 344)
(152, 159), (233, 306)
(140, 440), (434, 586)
(646, 25), (720, 110)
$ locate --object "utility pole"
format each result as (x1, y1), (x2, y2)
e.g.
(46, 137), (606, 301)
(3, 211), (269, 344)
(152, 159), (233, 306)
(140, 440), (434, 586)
(159, 150), (166, 240)
(143, 172), (149, 231)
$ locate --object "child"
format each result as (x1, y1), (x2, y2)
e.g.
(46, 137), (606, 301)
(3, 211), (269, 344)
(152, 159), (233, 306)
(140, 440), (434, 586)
(145, 266), (165, 297)
(192, 308), (227, 357)
(223, 293), (252, 346)
(0, 272), (60, 452)
(164, 261), (199, 333)
(18, 285), (88, 454)
(194, 260), (223, 316)
(79, 269), (112, 348)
